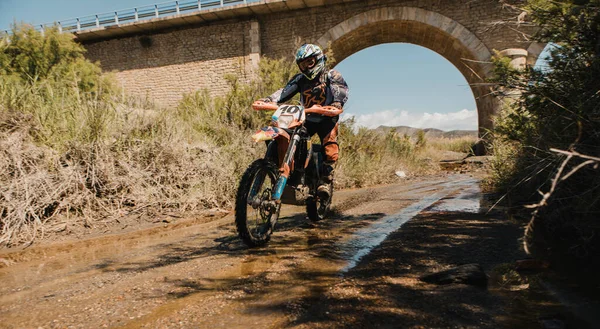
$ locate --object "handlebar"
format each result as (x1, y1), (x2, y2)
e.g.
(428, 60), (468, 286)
(251, 101), (278, 111)
(252, 101), (343, 117)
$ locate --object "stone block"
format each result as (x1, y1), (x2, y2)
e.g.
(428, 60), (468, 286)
(403, 7), (417, 21)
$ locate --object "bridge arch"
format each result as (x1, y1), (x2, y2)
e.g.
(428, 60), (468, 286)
(315, 7), (498, 137)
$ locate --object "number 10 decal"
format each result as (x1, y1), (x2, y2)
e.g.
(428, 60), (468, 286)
(281, 105), (300, 114)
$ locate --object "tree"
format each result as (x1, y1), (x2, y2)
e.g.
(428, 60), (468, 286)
(491, 0), (600, 273)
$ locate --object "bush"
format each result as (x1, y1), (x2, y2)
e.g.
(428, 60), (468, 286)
(489, 0), (600, 272)
(0, 25), (118, 149)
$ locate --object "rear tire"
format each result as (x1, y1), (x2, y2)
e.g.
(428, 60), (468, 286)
(306, 145), (331, 222)
(306, 184), (332, 222)
(235, 159), (279, 247)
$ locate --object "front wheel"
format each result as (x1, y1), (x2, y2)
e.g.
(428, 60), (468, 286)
(235, 159), (280, 247)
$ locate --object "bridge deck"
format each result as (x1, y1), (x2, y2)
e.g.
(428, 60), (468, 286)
(76, 0), (355, 42)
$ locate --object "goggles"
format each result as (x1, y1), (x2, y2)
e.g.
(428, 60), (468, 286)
(298, 57), (316, 71)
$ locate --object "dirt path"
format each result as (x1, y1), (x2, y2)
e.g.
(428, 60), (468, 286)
(0, 174), (588, 328)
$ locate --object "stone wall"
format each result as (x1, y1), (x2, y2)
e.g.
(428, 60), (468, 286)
(84, 20), (255, 106)
(259, 0), (533, 60)
(81, 0), (536, 128)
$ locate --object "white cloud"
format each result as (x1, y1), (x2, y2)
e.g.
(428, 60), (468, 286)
(342, 109), (478, 131)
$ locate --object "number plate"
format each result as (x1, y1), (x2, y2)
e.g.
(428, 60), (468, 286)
(272, 105), (305, 129)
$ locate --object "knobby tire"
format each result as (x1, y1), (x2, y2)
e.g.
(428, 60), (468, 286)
(235, 159), (279, 247)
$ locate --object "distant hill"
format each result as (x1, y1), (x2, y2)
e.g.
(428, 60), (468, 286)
(374, 125), (478, 139)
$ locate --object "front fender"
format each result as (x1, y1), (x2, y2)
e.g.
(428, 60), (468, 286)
(251, 126), (292, 143)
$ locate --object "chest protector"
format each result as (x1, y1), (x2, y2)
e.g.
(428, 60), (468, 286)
(301, 72), (334, 108)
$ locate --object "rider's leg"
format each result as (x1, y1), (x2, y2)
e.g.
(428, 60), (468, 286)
(315, 121), (339, 198)
(320, 122), (339, 182)
(305, 118), (338, 174)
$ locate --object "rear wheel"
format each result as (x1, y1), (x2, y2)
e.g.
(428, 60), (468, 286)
(306, 184), (332, 222)
(306, 145), (331, 222)
(235, 160), (280, 247)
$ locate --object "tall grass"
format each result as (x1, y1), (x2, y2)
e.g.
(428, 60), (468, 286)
(428, 136), (478, 154)
(336, 123), (413, 187)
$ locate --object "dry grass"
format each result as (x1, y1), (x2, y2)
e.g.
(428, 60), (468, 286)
(0, 100), (261, 246)
(334, 132), (479, 188)
(427, 136), (478, 154)
(1, 99), (474, 246)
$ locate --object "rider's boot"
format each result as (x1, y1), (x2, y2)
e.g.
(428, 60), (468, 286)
(317, 162), (334, 199)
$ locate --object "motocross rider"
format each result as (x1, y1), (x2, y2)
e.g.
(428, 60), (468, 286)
(261, 43), (349, 198)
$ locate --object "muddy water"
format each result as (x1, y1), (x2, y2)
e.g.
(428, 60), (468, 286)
(339, 177), (482, 272)
(0, 174), (483, 328)
(429, 178), (482, 213)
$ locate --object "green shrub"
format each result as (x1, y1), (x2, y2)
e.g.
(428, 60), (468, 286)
(0, 25), (119, 149)
(489, 0), (600, 271)
(0, 25), (116, 96)
(176, 58), (297, 144)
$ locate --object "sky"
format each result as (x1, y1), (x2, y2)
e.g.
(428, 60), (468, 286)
(0, 0), (479, 131)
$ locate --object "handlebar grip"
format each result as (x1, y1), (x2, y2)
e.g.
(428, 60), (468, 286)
(305, 106), (343, 117)
(252, 101), (278, 111)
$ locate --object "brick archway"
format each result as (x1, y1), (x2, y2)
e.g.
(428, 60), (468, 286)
(316, 7), (497, 136)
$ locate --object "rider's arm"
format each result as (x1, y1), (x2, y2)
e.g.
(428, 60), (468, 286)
(327, 70), (349, 109)
(265, 73), (303, 103)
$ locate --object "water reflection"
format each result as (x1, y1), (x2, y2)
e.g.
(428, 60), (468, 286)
(429, 182), (482, 213)
(339, 177), (482, 272)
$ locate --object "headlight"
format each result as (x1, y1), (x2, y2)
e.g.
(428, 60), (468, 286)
(277, 115), (294, 129)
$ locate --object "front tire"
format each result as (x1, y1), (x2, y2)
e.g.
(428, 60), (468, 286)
(235, 159), (280, 247)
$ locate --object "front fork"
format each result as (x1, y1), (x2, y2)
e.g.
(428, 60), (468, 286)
(247, 133), (299, 212)
(272, 133), (300, 200)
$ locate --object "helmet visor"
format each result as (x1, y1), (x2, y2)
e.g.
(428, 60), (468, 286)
(298, 56), (316, 72)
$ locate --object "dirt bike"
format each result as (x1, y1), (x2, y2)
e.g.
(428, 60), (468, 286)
(235, 100), (342, 247)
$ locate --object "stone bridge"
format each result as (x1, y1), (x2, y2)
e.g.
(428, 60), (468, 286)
(79, 0), (542, 135)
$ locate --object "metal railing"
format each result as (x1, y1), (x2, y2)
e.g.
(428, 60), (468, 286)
(3, 0), (257, 37)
